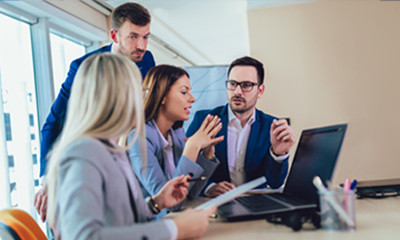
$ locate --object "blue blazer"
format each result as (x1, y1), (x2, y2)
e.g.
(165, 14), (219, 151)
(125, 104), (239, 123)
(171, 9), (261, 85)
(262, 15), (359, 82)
(39, 44), (155, 176)
(186, 104), (288, 189)
(129, 120), (220, 201)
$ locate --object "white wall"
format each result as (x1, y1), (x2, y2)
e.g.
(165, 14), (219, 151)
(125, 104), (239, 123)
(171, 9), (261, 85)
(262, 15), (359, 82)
(248, 0), (400, 185)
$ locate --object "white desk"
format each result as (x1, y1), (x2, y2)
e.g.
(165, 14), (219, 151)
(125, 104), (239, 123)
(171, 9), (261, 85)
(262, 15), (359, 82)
(184, 196), (400, 240)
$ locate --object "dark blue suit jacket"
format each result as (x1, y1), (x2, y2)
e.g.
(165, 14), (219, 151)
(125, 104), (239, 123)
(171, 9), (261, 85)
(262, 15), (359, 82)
(186, 104), (288, 189)
(39, 44), (155, 176)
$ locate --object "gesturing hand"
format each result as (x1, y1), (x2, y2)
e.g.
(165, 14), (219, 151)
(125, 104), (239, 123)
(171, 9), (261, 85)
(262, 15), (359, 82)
(270, 119), (295, 156)
(202, 115), (223, 158)
(184, 115), (224, 161)
(190, 114), (224, 149)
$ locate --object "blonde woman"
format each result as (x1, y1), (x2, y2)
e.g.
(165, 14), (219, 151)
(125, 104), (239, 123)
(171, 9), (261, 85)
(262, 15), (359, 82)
(46, 53), (214, 240)
(129, 65), (224, 212)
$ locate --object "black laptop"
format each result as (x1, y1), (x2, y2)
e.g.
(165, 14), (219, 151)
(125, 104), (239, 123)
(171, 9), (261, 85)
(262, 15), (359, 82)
(218, 124), (348, 221)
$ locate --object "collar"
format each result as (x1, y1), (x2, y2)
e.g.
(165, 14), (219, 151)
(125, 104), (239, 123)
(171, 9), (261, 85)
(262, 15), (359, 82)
(227, 105), (256, 127)
(153, 120), (173, 149)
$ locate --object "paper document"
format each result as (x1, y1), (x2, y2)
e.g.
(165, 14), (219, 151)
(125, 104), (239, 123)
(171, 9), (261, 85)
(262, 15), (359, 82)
(195, 177), (266, 210)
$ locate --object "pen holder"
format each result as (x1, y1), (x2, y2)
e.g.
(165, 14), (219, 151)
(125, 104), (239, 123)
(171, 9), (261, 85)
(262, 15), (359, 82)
(318, 189), (356, 231)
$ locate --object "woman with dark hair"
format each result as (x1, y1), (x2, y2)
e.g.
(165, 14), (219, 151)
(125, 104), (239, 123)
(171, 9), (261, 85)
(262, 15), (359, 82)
(47, 54), (215, 240)
(129, 65), (223, 207)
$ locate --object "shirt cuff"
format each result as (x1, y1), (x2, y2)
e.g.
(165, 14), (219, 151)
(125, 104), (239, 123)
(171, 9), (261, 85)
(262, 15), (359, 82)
(163, 219), (178, 240)
(39, 176), (47, 185)
(204, 182), (216, 197)
(269, 147), (289, 164)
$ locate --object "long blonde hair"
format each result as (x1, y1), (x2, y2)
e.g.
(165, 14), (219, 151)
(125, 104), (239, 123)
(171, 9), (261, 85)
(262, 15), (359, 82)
(46, 53), (146, 227)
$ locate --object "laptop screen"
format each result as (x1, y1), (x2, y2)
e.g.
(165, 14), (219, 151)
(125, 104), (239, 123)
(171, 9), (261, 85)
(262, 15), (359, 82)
(283, 124), (347, 203)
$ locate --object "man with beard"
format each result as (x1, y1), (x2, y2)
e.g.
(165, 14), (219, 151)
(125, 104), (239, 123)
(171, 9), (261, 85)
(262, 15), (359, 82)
(34, 2), (155, 222)
(187, 56), (295, 197)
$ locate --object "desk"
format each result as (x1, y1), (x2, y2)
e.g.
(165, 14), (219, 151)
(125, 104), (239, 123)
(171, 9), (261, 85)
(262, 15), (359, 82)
(184, 197), (400, 240)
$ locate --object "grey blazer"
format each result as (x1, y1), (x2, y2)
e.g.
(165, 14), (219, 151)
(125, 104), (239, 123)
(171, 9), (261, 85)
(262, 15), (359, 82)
(55, 138), (173, 240)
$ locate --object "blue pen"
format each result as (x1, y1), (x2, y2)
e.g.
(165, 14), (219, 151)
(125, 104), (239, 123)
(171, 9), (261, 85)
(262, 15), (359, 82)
(350, 179), (357, 190)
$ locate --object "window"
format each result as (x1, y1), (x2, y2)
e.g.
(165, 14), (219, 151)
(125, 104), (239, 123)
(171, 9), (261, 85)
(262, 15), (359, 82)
(0, 13), (39, 213)
(0, 2), (102, 236)
(50, 33), (86, 97)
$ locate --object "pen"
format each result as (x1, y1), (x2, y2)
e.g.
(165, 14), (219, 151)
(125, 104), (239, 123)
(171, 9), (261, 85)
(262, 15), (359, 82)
(179, 176), (206, 184)
(343, 178), (350, 211)
(350, 179), (358, 190)
(343, 178), (350, 192)
(313, 176), (355, 227)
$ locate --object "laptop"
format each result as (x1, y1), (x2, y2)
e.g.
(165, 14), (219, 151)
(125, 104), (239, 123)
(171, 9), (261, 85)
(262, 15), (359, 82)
(218, 123), (348, 221)
(355, 178), (400, 199)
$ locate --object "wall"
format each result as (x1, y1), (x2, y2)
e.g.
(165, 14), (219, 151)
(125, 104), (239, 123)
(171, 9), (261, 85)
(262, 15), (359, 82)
(248, 0), (400, 184)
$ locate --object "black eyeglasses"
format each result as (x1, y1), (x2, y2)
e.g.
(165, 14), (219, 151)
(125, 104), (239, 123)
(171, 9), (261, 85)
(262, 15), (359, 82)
(225, 80), (260, 92)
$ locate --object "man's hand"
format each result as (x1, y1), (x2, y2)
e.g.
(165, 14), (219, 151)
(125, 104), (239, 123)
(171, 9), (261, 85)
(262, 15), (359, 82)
(34, 184), (48, 222)
(207, 181), (235, 197)
(270, 119), (295, 156)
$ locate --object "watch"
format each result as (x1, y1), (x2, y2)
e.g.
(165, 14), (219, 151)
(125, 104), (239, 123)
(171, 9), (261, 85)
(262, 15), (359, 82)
(145, 196), (161, 214)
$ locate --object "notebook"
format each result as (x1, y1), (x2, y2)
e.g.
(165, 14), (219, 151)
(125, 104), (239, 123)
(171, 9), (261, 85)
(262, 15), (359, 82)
(218, 123), (348, 221)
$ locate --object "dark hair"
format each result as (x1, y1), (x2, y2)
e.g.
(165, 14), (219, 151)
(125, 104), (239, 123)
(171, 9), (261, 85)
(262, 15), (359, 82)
(143, 65), (189, 129)
(111, 2), (151, 30)
(228, 56), (265, 85)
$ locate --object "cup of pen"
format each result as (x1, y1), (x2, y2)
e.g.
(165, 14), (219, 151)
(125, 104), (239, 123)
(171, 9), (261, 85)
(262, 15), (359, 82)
(318, 189), (356, 231)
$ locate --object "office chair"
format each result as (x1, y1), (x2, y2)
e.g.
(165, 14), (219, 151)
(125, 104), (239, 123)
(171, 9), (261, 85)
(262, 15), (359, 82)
(0, 208), (47, 240)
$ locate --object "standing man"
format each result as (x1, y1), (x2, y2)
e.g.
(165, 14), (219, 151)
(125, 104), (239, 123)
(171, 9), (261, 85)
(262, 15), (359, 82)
(34, 2), (155, 221)
(187, 56), (295, 197)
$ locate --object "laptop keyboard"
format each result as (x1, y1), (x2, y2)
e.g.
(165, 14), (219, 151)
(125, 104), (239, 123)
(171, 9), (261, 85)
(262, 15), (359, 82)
(267, 193), (311, 207)
(236, 195), (288, 212)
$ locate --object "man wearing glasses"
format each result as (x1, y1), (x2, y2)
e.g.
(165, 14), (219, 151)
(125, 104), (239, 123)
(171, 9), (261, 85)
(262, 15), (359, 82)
(187, 56), (295, 197)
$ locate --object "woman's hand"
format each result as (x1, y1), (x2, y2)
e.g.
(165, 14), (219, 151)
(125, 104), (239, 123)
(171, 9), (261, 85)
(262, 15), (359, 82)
(184, 115), (224, 161)
(173, 206), (216, 239)
(153, 175), (190, 210)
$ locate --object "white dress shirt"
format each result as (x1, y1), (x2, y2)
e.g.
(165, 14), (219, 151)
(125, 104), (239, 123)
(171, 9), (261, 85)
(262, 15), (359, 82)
(227, 106), (289, 186)
(227, 107), (256, 186)
(204, 107), (289, 194)
(155, 125), (176, 179)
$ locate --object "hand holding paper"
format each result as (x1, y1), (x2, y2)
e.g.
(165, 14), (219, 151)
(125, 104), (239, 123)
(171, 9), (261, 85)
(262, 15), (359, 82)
(195, 177), (266, 210)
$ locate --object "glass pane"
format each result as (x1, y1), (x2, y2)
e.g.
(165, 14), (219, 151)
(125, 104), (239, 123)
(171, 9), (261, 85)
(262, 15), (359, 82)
(50, 33), (85, 97)
(0, 13), (40, 214)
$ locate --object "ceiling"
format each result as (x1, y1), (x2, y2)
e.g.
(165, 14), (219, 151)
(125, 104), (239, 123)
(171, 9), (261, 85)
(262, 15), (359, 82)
(103, 0), (320, 65)
(0, 0), (321, 65)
